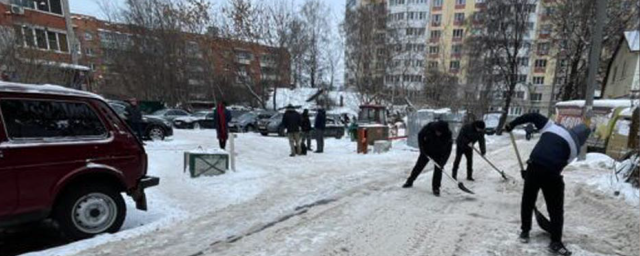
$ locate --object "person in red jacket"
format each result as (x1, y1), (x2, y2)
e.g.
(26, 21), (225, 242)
(213, 102), (232, 150)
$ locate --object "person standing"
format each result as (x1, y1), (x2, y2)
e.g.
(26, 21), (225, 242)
(402, 120), (453, 196)
(505, 113), (590, 256)
(452, 121), (486, 181)
(126, 98), (144, 142)
(282, 105), (302, 157)
(213, 102), (232, 150)
(301, 109), (313, 152)
(314, 108), (327, 153)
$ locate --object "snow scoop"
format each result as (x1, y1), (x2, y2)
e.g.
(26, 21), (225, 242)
(470, 145), (509, 181)
(423, 154), (475, 194)
(509, 132), (551, 233)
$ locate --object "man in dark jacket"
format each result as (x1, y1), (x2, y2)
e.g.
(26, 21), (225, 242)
(452, 121), (486, 181)
(301, 109), (312, 152)
(282, 105), (302, 156)
(126, 98), (144, 141)
(505, 113), (590, 256)
(213, 102), (232, 150)
(402, 120), (453, 196)
(314, 108), (327, 153)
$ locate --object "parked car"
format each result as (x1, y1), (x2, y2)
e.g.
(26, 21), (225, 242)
(0, 82), (159, 240)
(173, 111), (216, 129)
(311, 114), (346, 139)
(258, 112), (285, 136)
(108, 101), (174, 140)
(229, 110), (276, 133)
(148, 108), (190, 122)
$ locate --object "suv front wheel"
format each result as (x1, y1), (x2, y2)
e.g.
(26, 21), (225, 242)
(53, 183), (126, 240)
(147, 126), (166, 140)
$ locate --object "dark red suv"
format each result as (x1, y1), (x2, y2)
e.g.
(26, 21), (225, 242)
(0, 82), (159, 240)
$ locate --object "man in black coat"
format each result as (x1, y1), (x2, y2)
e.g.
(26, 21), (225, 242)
(505, 113), (590, 256)
(452, 121), (486, 181)
(282, 105), (302, 157)
(314, 108), (327, 153)
(402, 120), (453, 196)
(126, 98), (144, 141)
(301, 109), (312, 152)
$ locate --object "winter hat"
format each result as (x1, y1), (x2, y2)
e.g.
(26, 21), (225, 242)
(433, 121), (450, 134)
(473, 121), (486, 130)
(570, 124), (591, 147)
(286, 104), (295, 110)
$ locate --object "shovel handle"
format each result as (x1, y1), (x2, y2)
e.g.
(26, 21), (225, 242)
(509, 132), (525, 172)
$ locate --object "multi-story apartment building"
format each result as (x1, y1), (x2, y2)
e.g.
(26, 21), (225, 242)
(0, 0), (87, 88)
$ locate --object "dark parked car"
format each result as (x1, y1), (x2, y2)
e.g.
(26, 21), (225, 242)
(149, 108), (190, 122)
(258, 112), (285, 136)
(311, 114), (345, 139)
(173, 111), (216, 129)
(0, 82), (159, 240)
(229, 111), (276, 133)
(108, 101), (174, 140)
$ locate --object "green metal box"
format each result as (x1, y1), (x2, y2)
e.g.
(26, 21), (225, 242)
(184, 151), (229, 178)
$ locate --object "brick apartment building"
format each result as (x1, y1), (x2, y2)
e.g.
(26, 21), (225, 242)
(0, 1), (291, 105)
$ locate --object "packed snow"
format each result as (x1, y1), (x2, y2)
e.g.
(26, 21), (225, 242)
(14, 130), (640, 256)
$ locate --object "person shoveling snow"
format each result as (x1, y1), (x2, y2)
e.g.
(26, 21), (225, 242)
(505, 113), (591, 256)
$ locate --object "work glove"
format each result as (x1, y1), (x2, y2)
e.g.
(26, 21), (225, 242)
(520, 170), (527, 180)
(481, 150), (486, 156)
(504, 123), (514, 132)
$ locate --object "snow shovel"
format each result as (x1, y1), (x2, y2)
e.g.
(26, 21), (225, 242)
(424, 154), (475, 194)
(470, 145), (509, 181)
(509, 132), (551, 233)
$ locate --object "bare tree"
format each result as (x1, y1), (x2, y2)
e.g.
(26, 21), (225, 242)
(300, 0), (330, 88)
(550, 0), (638, 100)
(465, 0), (535, 134)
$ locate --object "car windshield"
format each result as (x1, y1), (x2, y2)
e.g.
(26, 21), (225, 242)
(152, 109), (169, 116)
(270, 113), (283, 121)
(238, 112), (257, 122)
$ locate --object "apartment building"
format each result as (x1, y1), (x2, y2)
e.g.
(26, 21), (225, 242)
(0, 0), (88, 88)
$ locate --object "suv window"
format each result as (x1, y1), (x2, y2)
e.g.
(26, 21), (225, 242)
(0, 99), (107, 141)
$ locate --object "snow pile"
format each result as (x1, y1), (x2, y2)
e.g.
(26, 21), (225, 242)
(571, 153), (640, 206)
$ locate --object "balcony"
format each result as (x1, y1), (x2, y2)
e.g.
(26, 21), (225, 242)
(431, 21), (441, 27)
(534, 67), (546, 73)
(432, 6), (442, 11)
(455, 4), (466, 9)
(454, 19), (465, 26)
(452, 37), (463, 42)
(429, 37), (441, 43)
(475, 2), (486, 9)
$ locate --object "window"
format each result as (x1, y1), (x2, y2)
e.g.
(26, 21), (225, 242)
(529, 108), (540, 114)
(453, 29), (464, 38)
(430, 30), (442, 39)
(450, 61), (460, 70)
(433, 0), (443, 7)
(540, 24), (552, 35)
(419, 12), (427, 20)
(408, 12), (415, 20)
(531, 93), (542, 102)
(516, 91), (525, 99)
(451, 44), (462, 55)
(509, 107), (522, 115)
(534, 59), (547, 68)
(23, 27), (35, 47)
(58, 33), (68, 52)
(517, 57), (529, 67)
(456, 0), (466, 5)
(454, 13), (465, 23)
(47, 31), (58, 51)
(475, 0), (485, 3)
(35, 28), (47, 49)
(85, 48), (94, 56)
(429, 61), (439, 68)
(432, 14), (442, 25)
(533, 76), (545, 85)
(537, 43), (550, 55)
(84, 32), (93, 41)
(517, 75), (527, 83)
(0, 99), (107, 140)
(49, 0), (63, 15)
(429, 46), (440, 54)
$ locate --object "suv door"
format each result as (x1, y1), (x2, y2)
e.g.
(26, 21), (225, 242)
(0, 105), (18, 218)
(0, 97), (111, 214)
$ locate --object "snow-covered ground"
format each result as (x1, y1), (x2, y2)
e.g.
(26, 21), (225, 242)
(19, 130), (640, 256)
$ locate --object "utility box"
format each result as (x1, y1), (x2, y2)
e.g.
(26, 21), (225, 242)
(184, 150), (229, 178)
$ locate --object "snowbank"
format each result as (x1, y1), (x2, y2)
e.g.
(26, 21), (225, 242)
(556, 99), (637, 109)
(571, 153), (640, 206)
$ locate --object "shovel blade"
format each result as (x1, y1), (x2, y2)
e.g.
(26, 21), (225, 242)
(458, 182), (475, 194)
(534, 207), (552, 233)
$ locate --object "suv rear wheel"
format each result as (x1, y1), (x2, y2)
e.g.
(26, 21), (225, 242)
(53, 183), (126, 240)
(147, 126), (166, 140)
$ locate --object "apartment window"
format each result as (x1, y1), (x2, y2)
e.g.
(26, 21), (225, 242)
(419, 12), (427, 20)
(432, 14), (442, 25)
(526, 4), (536, 13)
(416, 60), (424, 67)
(450, 61), (460, 70)
(408, 12), (415, 20)
(84, 32), (93, 41)
(453, 29), (464, 38)
(516, 91), (525, 99)
(416, 44), (425, 52)
(454, 13), (465, 23)
(456, 0), (466, 5)
(429, 46), (440, 54)
(517, 75), (527, 83)
(540, 24), (552, 35)
(517, 57), (529, 67)
(85, 48), (95, 56)
(529, 108), (540, 114)
(58, 33), (68, 52)
(537, 43), (550, 55)
(533, 76), (545, 85)
(509, 107), (523, 115)
(531, 93), (542, 102)
(451, 44), (462, 55)
(430, 30), (442, 39)
(47, 31), (58, 51)
(27, 0), (64, 15)
(434, 0), (443, 7)
(475, 0), (486, 3)
(34, 29), (47, 49)
(534, 59), (547, 68)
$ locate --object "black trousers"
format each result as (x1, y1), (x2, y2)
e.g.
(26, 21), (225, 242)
(406, 154), (442, 190)
(315, 129), (325, 152)
(521, 163), (565, 243)
(452, 146), (473, 180)
(219, 139), (227, 150)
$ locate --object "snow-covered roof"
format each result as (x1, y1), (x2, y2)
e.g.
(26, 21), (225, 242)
(624, 30), (639, 52)
(0, 81), (104, 100)
(556, 99), (637, 109)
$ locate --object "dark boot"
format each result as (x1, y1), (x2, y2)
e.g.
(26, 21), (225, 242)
(548, 242), (572, 256)
(433, 188), (440, 196)
(519, 231), (530, 243)
(466, 177), (475, 181)
(402, 181), (413, 188)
